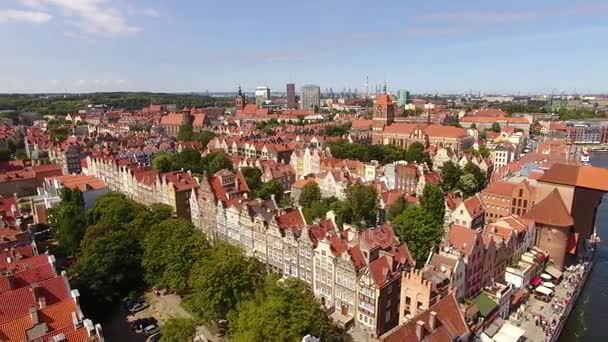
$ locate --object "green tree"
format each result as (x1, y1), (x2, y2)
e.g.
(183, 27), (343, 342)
(405, 142), (431, 165)
(298, 182), (321, 208)
(161, 318), (197, 342)
(126, 203), (174, 240)
(198, 130), (217, 148)
(173, 148), (203, 173)
(152, 152), (174, 172)
(87, 192), (144, 228)
(345, 184), (379, 229)
(49, 188), (86, 255)
(440, 161), (461, 191)
(302, 201), (329, 224)
(143, 218), (210, 294)
(463, 162), (485, 189)
(177, 124), (194, 141)
(72, 230), (144, 318)
(490, 122), (501, 132)
(202, 152), (233, 174)
(257, 180), (283, 202)
(392, 206), (443, 266)
(387, 196), (408, 221)
(457, 173), (478, 197)
(420, 184), (445, 224)
(0, 148), (10, 161)
(185, 242), (265, 321)
(229, 277), (346, 342)
(241, 167), (262, 192)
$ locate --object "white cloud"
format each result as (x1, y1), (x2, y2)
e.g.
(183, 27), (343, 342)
(142, 8), (160, 18)
(0, 9), (51, 24)
(20, 0), (140, 36)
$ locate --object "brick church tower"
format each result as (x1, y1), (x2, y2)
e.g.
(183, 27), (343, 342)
(372, 86), (394, 144)
(235, 85), (246, 111)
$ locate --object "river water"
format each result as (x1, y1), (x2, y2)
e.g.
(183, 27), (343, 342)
(558, 153), (608, 341)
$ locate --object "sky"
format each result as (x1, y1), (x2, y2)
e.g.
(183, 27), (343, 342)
(1, 0), (608, 94)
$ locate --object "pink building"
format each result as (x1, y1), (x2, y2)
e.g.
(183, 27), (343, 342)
(445, 224), (485, 298)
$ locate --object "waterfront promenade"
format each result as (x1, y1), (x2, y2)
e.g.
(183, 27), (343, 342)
(507, 259), (592, 341)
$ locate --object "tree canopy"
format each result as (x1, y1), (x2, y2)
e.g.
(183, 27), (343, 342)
(439, 161), (461, 191)
(198, 130), (217, 148)
(161, 318), (197, 342)
(392, 205), (443, 266)
(345, 183), (379, 229)
(229, 276), (347, 342)
(325, 140), (406, 164)
(299, 182), (322, 208)
(177, 125), (195, 141)
(142, 218), (210, 294)
(48, 188), (86, 255)
(420, 184), (445, 224)
(184, 242), (266, 321)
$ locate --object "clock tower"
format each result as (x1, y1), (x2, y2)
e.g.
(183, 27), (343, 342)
(372, 85), (394, 144)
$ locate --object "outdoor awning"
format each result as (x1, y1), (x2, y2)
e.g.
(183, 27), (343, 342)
(535, 286), (553, 295)
(531, 276), (542, 286)
(543, 282), (555, 288)
(541, 273), (552, 280)
(545, 265), (563, 279)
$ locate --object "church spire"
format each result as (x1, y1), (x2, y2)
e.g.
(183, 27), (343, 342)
(383, 82), (387, 94)
(238, 84), (242, 96)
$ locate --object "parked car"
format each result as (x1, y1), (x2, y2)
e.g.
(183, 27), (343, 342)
(122, 298), (145, 311)
(143, 324), (160, 337)
(128, 302), (150, 314)
(147, 332), (162, 342)
(130, 317), (158, 332)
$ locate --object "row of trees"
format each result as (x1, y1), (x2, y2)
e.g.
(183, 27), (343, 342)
(299, 182), (379, 230)
(50, 191), (347, 341)
(440, 161), (486, 196)
(326, 140), (431, 165)
(152, 148), (232, 175)
(176, 126), (217, 147)
(0, 93), (234, 115)
(320, 122), (352, 137)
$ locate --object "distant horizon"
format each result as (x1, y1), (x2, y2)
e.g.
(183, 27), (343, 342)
(1, 91), (607, 97)
(1, 0), (608, 93)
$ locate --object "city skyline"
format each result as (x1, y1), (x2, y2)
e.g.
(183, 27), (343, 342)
(1, 0), (608, 94)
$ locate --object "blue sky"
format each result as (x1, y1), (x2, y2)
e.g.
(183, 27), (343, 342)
(1, 0), (608, 94)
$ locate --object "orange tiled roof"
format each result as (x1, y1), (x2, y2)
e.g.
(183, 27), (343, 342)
(446, 224), (477, 257)
(522, 189), (573, 227)
(381, 292), (468, 342)
(376, 94), (393, 106)
(539, 163), (608, 191)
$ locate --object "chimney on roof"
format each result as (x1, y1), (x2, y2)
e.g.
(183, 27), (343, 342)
(429, 311), (438, 331)
(50, 333), (67, 342)
(416, 320), (426, 342)
(29, 307), (39, 325)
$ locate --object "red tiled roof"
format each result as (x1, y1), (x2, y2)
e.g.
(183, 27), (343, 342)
(276, 209), (306, 231)
(482, 181), (516, 197)
(522, 189), (573, 227)
(0, 297), (79, 341)
(381, 292), (468, 342)
(0, 275), (70, 324)
(361, 223), (399, 251)
(383, 124), (468, 139)
(539, 163), (608, 191)
(47, 175), (107, 191)
(0, 263), (56, 294)
(159, 113), (184, 126)
(376, 95), (393, 106)
(348, 245), (366, 269)
(446, 224), (477, 257)
(461, 116), (530, 124)
(463, 196), (484, 217)
(328, 234), (347, 256)
(369, 256), (398, 288)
